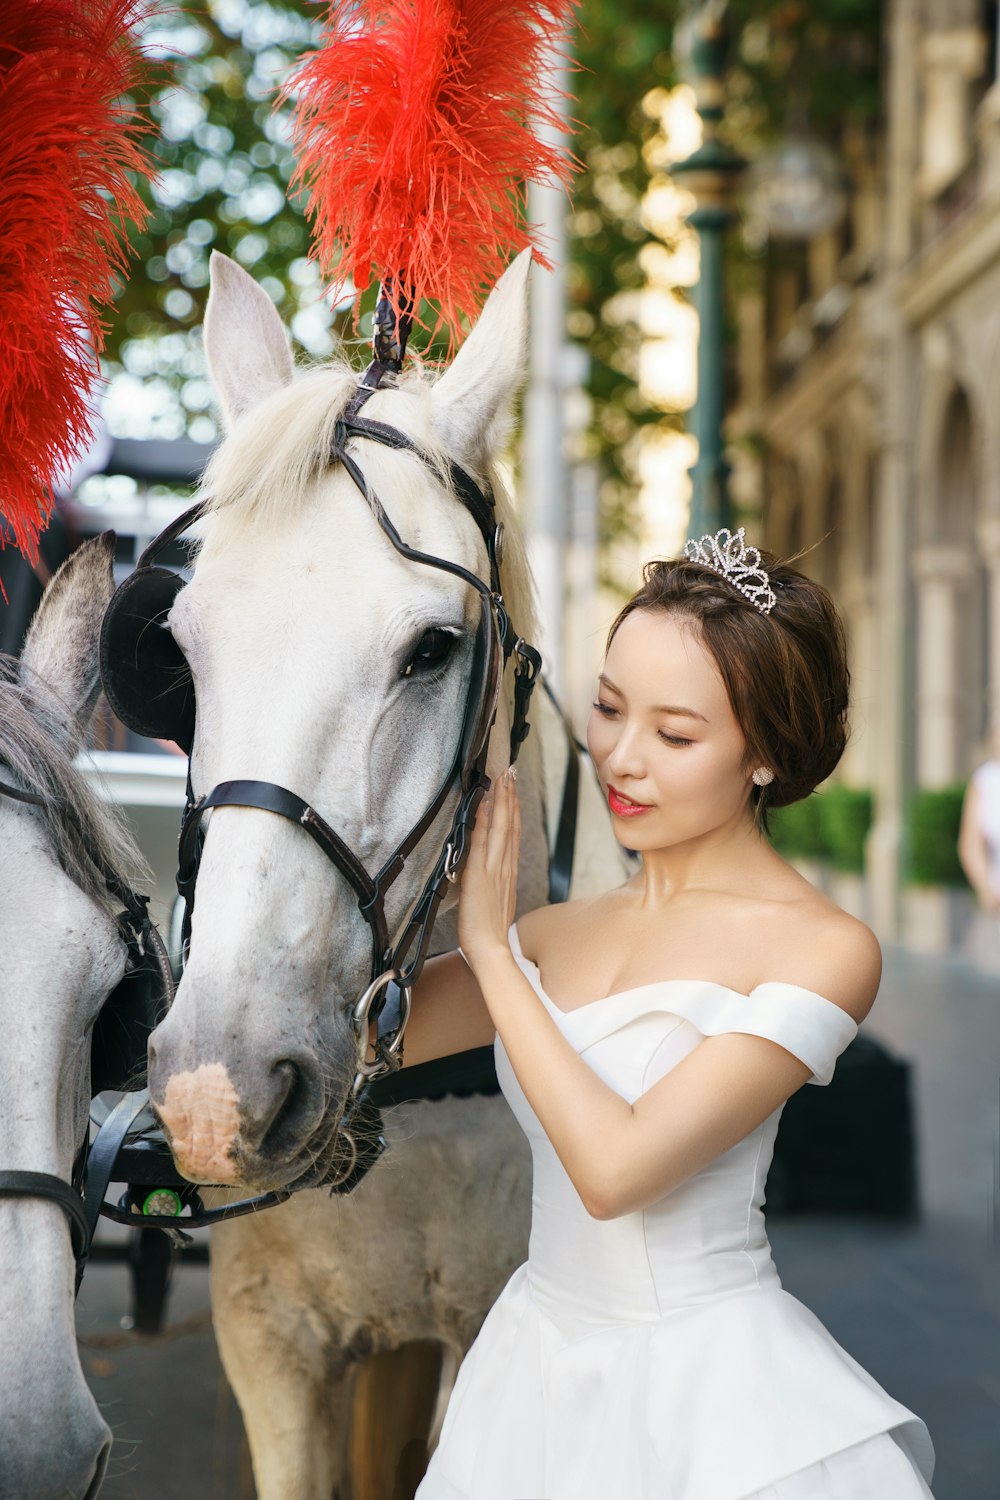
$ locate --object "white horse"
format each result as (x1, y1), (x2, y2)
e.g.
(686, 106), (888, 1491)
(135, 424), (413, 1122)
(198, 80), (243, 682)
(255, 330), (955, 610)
(0, 536), (147, 1499)
(145, 251), (627, 1498)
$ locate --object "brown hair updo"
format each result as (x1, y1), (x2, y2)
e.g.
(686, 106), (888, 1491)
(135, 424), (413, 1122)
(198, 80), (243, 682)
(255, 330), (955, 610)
(606, 551), (850, 831)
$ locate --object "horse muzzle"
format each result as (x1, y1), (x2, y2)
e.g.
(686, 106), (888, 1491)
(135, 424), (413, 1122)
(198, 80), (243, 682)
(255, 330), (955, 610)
(147, 1022), (337, 1190)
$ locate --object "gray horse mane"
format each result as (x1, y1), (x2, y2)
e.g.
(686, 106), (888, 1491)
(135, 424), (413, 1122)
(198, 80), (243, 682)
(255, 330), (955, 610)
(0, 656), (148, 911)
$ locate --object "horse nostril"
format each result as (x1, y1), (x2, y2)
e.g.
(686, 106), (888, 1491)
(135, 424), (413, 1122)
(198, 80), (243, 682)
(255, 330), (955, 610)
(260, 1055), (321, 1155)
(271, 1058), (298, 1119)
(83, 1435), (112, 1500)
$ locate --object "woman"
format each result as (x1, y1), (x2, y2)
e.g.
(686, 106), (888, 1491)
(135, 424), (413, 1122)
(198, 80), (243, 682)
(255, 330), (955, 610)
(958, 722), (1000, 972)
(405, 530), (936, 1500)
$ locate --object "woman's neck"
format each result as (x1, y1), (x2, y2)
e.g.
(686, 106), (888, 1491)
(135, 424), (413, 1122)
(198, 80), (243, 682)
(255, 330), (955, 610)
(632, 812), (773, 908)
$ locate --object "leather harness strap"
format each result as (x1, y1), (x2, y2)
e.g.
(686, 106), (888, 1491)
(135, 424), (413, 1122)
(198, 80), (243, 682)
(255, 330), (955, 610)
(0, 1171), (90, 1270)
(542, 680), (583, 906)
(81, 1090), (151, 1252)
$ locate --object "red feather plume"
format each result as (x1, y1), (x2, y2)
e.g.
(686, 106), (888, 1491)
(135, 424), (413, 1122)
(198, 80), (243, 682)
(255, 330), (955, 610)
(283, 0), (579, 349)
(0, 0), (155, 558)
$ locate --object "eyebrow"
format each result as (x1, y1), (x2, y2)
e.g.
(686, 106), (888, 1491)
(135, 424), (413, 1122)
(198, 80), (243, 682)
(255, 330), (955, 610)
(598, 674), (709, 723)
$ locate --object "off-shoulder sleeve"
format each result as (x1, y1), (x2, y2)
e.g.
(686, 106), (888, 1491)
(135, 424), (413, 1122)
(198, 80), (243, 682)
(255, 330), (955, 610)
(562, 980), (860, 1087)
(717, 982), (859, 1086)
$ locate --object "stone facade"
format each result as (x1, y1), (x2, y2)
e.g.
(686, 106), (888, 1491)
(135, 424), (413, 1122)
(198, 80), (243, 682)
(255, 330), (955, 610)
(731, 0), (1000, 944)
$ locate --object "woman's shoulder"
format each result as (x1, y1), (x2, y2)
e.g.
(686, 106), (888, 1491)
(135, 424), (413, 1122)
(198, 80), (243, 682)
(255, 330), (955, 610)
(761, 887), (881, 1024)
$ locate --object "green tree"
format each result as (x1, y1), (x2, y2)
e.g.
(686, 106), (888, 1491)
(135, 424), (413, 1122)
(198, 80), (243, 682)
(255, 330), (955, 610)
(109, 1), (674, 476)
(109, 2), (881, 529)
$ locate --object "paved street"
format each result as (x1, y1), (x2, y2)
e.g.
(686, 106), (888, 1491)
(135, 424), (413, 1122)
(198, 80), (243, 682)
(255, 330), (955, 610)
(78, 944), (1000, 1500)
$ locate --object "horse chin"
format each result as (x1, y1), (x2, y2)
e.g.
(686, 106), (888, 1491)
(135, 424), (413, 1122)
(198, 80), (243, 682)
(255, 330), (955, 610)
(230, 1097), (380, 1197)
(188, 1111), (354, 1195)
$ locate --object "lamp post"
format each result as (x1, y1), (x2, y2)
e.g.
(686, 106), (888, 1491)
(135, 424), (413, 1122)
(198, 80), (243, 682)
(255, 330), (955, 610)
(671, 1), (743, 536)
(522, 39), (571, 695)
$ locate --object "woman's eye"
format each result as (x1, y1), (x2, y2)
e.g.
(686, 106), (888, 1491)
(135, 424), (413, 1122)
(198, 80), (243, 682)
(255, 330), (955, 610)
(659, 732), (693, 747)
(591, 700), (617, 716)
(403, 628), (456, 677)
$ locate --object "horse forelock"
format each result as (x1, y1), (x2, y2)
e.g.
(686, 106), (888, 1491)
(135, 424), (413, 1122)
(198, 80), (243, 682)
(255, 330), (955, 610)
(0, 656), (148, 912)
(196, 358), (538, 658)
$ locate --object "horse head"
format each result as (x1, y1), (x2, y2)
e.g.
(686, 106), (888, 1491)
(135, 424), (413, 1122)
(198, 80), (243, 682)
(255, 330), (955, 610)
(147, 250), (537, 1191)
(0, 536), (133, 1498)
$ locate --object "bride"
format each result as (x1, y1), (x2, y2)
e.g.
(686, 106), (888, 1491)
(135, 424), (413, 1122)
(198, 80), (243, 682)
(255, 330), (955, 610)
(402, 530), (936, 1500)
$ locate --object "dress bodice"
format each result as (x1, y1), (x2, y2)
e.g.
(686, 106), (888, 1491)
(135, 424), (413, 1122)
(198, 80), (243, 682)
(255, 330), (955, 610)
(500, 923), (860, 1323)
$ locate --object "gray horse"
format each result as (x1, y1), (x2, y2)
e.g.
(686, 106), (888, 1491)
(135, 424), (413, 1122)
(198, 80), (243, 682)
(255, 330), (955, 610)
(0, 536), (147, 1499)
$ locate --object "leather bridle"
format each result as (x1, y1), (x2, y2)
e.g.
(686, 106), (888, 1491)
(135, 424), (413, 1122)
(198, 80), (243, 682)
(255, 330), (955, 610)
(167, 397), (541, 1098)
(0, 775), (337, 1289)
(85, 373), (543, 1239)
(0, 777), (175, 1290)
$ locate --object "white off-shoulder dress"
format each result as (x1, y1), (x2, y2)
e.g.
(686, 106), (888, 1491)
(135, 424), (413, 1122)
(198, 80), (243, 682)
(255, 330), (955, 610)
(415, 923), (936, 1500)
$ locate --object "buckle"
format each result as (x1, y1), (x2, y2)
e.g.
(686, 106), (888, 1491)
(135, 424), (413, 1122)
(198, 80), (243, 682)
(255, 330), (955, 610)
(513, 637), (540, 680)
(443, 834), (464, 884)
(350, 970), (412, 1096)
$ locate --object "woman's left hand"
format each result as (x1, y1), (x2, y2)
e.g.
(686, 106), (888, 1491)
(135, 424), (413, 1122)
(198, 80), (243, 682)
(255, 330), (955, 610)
(457, 767), (521, 972)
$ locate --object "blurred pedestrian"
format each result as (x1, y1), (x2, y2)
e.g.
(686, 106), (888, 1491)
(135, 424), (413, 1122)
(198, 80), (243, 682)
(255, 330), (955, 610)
(958, 722), (1000, 970)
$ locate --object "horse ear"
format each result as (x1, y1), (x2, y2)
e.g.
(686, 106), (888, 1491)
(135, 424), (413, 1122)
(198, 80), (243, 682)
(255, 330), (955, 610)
(20, 532), (116, 751)
(430, 249), (533, 475)
(203, 250), (295, 429)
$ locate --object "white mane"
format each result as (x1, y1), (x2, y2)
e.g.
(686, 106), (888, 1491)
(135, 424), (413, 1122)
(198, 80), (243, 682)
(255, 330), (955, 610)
(197, 360), (537, 651)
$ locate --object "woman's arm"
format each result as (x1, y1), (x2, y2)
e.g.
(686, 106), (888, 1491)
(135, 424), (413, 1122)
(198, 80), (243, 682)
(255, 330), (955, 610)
(461, 772), (879, 1221)
(392, 951), (497, 1069)
(957, 779), (999, 911)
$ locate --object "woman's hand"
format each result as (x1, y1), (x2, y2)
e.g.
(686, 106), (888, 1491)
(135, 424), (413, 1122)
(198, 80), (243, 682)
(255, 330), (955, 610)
(458, 766), (521, 974)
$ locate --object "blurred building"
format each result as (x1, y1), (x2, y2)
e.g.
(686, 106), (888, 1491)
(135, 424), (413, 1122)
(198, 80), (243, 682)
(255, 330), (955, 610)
(729, 0), (1000, 947)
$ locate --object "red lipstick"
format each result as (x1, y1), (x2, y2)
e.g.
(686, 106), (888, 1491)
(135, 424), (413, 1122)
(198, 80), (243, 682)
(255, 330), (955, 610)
(607, 785), (652, 818)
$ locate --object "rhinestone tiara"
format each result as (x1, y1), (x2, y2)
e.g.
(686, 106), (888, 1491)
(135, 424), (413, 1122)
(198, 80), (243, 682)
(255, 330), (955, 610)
(682, 527), (776, 615)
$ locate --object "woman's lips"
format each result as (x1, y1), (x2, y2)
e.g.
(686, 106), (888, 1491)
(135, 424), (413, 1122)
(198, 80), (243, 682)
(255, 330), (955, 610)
(608, 785), (652, 818)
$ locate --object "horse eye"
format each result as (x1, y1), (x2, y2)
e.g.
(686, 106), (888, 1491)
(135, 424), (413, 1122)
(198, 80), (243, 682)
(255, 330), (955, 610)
(403, 628), (456, 677)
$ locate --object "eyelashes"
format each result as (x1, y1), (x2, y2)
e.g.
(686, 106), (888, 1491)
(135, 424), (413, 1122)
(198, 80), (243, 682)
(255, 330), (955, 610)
(590, 702), (693, 748)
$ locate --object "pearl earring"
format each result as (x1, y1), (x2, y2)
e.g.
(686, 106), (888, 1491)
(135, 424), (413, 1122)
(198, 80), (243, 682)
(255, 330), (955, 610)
(751, 766), (774, 787)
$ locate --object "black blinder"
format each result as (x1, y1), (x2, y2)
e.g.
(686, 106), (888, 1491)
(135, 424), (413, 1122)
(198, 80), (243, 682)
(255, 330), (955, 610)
(99, 566), (195, 752)
(91, 925), (174, 1097)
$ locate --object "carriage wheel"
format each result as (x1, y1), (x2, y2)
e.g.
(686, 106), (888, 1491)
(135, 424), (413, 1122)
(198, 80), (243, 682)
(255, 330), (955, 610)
(345, 1341), (446, 1500)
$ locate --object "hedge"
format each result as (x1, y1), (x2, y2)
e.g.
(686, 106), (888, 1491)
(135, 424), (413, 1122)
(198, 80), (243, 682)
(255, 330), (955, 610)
(817, 785), (873, 873)
(769, 785), (872, 873)
(769, 795), (825, 860)
(906, 785), (969, 887)
(770, 782), (972, 886)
